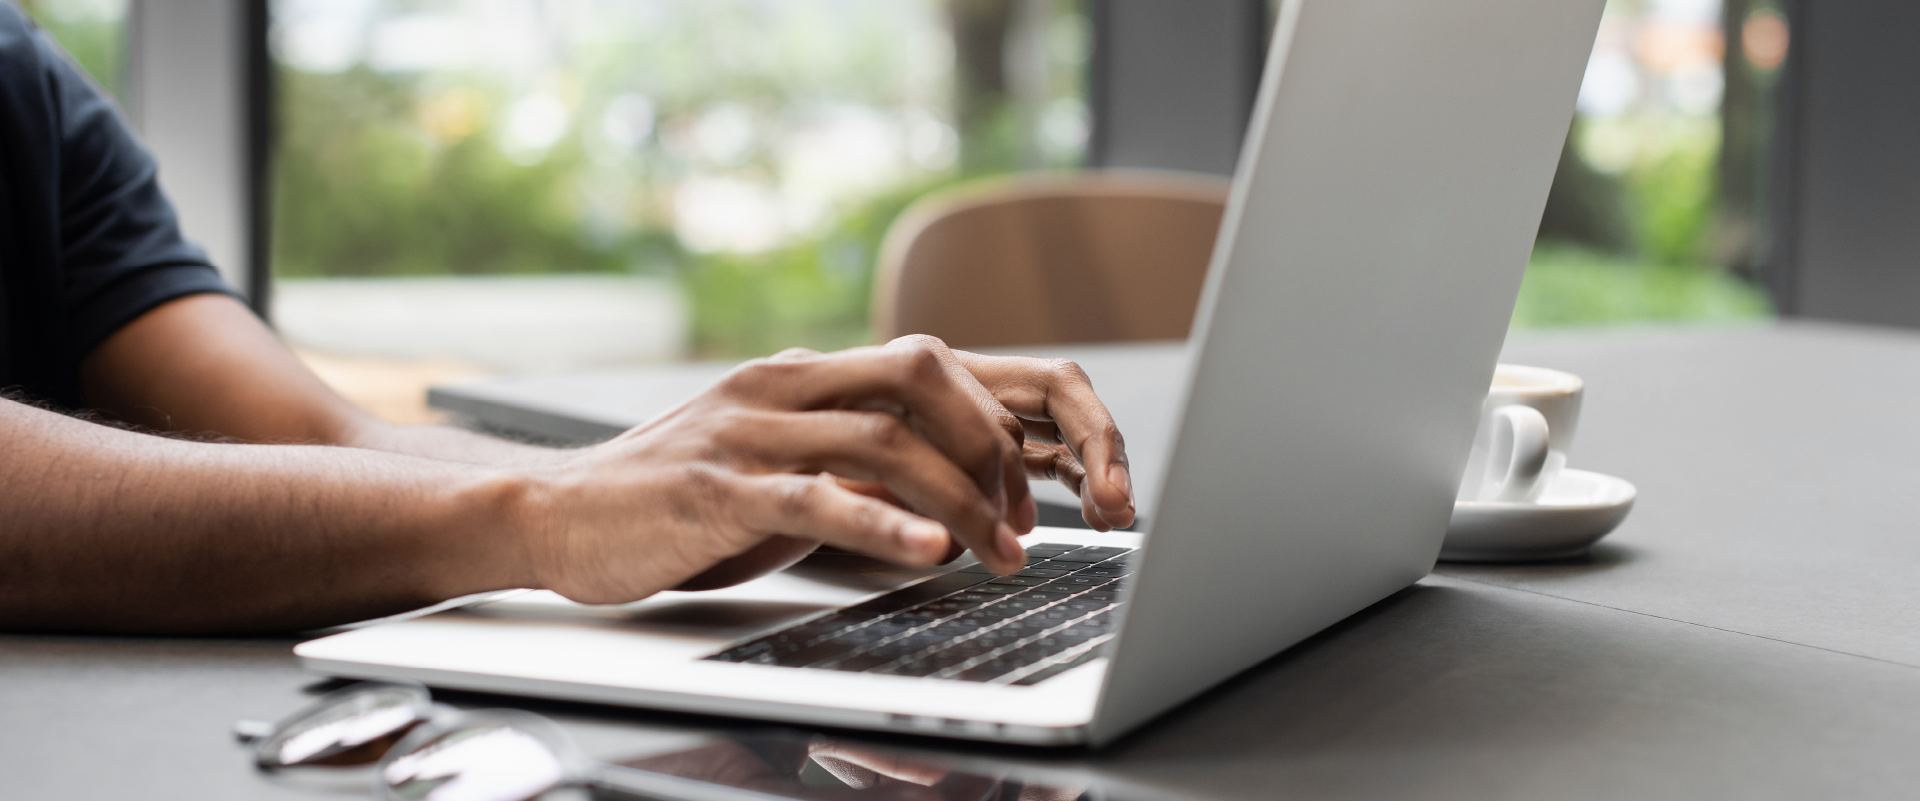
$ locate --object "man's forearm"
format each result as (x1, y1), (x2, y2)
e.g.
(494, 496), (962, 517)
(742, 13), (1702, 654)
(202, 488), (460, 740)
(339, 419), (576, 467)
(76, 294), (573, 469)
(0, 400), (534, 634)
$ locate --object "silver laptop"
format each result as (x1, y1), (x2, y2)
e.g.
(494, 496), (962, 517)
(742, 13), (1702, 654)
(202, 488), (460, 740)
(296, 0), (1605, 747)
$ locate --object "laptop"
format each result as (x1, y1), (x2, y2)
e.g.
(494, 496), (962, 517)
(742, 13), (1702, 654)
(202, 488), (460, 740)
(296, 0), (1606, 747)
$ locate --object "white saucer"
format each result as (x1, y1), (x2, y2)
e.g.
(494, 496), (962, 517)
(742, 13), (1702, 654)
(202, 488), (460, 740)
(1440, 468), (1637, 562)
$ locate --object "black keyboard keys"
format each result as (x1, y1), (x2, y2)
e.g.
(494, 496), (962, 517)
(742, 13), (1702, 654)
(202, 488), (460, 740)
(705, 543), (1135, 686)
(1022, 544), (1077, 558)
(1050, 546), (1132, 563)
(842, 572), (992, 617)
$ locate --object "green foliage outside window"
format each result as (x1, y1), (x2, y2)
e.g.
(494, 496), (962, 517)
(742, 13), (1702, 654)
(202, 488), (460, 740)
(273, 69), (629, 278)
(1525, 116), (1769, 328)
(19, 0), (124, 100)
(266, 0), (1086, 359)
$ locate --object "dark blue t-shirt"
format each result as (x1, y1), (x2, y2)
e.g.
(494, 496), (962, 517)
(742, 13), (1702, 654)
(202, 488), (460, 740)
(0, 4), (234, 409)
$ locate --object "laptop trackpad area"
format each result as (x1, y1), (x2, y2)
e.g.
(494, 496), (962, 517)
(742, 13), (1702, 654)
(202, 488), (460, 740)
(433, 551), (946, 658)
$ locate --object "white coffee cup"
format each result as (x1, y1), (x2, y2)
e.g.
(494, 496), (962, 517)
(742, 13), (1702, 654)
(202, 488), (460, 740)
(1456, 364), (1583, 503)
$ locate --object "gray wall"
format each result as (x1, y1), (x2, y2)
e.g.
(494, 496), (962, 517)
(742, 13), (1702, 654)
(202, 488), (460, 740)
(1776, 0), (1920, 326)
(126, 0), (255, 300)
(1088, 0), (1269, 177)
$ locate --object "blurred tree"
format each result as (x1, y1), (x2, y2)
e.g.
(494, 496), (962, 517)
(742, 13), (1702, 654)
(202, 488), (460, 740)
(947, 0), (1020, 174)
(1536, 119), (1635, 255)
(273, 68), (622, 278)
(1717, 0), (1781, 279)
(1630, 125), (1719, 267)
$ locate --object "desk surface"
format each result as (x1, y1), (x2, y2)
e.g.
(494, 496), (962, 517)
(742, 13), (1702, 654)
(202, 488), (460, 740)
(8, 322), (1920, 799)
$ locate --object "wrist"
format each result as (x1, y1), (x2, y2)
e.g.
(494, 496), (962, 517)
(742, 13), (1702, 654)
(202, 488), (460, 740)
(423, 465), (553, 599)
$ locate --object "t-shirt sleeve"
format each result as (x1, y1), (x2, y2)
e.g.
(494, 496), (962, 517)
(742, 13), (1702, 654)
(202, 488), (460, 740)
(38, 21), (238, 358)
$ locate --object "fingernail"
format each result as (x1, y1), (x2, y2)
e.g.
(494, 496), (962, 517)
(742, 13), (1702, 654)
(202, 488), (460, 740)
(1108, 464), (1136, 510)
(994, 523), (1024, 569)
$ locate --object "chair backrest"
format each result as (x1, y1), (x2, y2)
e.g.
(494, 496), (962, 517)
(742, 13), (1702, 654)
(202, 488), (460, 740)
(873, 171), (1231, 348)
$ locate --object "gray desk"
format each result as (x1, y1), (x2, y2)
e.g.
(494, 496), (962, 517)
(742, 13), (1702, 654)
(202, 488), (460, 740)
(7, 322), (1920, 799)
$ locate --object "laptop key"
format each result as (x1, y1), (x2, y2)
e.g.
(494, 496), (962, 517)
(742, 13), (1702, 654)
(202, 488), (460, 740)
(1000, 617), (1054, 633)
(1051, 575), (1113, 588)
(969, 630), (1027, 648)
(876, 659), (947, 678)
(947, 610), (1005, 626)
(1071, 567), (1127, 579)
(774, 615), (865, 642)
(1046, 627), (1100, 644)
(958, 559), (1037, 574)
(964, 606), (1025, 621)
(843, 573), (993, 617)
(824, 651), (904, 673)
(954, 641), (1068, 682)
(930, 622), (978, 638)
(929, 642), (995, 662)
(987, 576), (1050, 587)
(1014, 568), (1072, 578)
(1012, 647), (1106, 686)
(1050, 546), (1132, 563)
(766, 638), (865, 667)
(836, 624), (905, 644)
(1023, 544), (1077, 557)
(952, 661), (1020, 682)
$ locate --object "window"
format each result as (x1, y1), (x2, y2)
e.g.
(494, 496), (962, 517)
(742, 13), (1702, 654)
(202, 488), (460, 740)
(19, 1), (1786, 423)
(18, 0), (126, 99)
(1517, 0), (1781, 328)
(267, 0), (1089, 395)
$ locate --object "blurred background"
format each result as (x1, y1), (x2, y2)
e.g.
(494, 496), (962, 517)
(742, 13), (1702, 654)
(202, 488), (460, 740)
(22, 0), (1789, 422)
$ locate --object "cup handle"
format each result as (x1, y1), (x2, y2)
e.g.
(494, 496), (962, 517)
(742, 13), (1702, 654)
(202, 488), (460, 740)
(1485, 405), (1551, 503)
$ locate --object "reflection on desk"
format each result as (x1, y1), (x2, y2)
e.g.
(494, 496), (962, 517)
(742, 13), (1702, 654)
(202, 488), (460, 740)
(609, 731), (1102, 801)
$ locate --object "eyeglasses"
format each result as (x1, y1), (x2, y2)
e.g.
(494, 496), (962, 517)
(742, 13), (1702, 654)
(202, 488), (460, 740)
(233, 681), (596, 801)
(238, 682), (1098, 801)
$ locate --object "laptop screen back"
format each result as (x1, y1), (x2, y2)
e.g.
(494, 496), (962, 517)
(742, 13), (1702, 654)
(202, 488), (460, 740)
(1090, 0), (1607, 744)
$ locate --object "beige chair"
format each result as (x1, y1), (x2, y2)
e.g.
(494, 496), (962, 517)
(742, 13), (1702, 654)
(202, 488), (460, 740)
(873, 170), (1231, 349)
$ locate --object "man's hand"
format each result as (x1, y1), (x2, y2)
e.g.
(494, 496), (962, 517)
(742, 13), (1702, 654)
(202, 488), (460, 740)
(900, 335), (1138, 532)
(506, 336), (1135, 604)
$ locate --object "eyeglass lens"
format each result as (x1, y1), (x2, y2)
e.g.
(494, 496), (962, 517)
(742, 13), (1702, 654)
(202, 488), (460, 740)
(380, 723), (568, 801)
(259, 685), (432, 770)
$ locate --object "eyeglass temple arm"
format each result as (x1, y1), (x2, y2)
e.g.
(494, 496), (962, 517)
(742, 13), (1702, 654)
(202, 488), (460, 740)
(232, 719), (277, 744)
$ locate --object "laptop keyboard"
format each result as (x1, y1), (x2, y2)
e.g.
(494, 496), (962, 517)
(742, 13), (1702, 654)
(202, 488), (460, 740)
(706, 543), (1135, 686)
